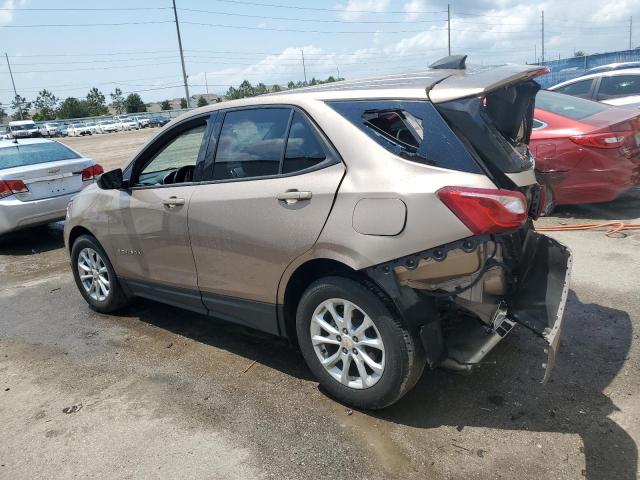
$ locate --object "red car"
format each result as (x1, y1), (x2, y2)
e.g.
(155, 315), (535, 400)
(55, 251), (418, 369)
(531, 90), (640, 212)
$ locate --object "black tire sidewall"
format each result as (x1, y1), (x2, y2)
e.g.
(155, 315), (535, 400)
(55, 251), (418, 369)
(70, 235), (125, 313)
(296, 276), (414, 409)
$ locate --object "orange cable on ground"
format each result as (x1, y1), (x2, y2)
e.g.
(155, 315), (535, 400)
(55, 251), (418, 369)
(535, 221), (640, 236)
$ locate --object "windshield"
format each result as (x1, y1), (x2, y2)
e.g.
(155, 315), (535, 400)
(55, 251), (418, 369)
(536, 90), (608, 120)
(10, 125), (35, 131)
(0, 142), (80, 169)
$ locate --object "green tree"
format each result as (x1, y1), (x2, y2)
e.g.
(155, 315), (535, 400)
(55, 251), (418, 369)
(161, 99), (171, 110)
(255, 82), (268, 95)
(574, 50), (586, 57)
(197, 96), (208, 107)
(10, 94), (31, 119)
(271, 84), (282, 92)
(110, 88), (126, 114)
(0, 103), (6, 124)
(57, 97), (90, 119)
(33, 90), (58, 120)
(287, 81), (296, 90)
(86, 88), (108, 116)
(125, 93), (147, 113)
(180, 97), (187, 108)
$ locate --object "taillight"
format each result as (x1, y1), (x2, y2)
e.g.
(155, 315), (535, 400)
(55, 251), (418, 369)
(437, 186), (528, 235)
(569, 131), (632, 149)
(81, 164), (104, 181)
(0, 179), (29, 199)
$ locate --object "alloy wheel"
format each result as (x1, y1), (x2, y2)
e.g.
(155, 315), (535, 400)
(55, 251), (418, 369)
(77, 247), (110, 302)
(310, 298), (386, 389)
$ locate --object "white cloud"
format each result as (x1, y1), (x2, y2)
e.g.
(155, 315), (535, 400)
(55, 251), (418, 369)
(335, 0), (389, 21)
(0, 0), (26, 27)
(404, 0), (427, 21)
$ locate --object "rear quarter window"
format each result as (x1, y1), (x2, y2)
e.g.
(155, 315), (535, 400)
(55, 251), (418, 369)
(327, 100), (482, 174)
(0, 142), (80, 169)
(536, 90), (607, 120)
(553, 79), (593, 98)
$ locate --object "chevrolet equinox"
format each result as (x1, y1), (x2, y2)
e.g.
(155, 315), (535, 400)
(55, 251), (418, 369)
(64, 56), (571, 409)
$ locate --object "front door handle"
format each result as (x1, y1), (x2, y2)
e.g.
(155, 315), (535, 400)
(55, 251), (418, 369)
(277, 190), (312, 204)
(162, 196), (185, 208)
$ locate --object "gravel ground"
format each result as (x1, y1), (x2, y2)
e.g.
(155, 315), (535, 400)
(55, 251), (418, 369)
(0, 131), (638, 479)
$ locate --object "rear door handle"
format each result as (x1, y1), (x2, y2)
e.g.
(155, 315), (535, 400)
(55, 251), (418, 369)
(162, 196), (185, 208)
(277, 190), (312, 204)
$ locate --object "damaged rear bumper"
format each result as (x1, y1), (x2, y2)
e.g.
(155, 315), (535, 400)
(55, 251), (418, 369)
(366, 230), (572, 382)
(508, 232), (572, 382)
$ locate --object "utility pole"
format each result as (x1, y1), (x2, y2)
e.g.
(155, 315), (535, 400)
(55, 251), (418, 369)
(541, 10), (545, 63)
(630, 16), (633, 50)
(534, 44), (537, 64)
(204, 72), (209, 94)
(4, 53), (22, 120)
(172, 0), (191, 108)
(447, 4), (451, 56)
(336, 65), (340, 79)
(301, 49), (307, 85)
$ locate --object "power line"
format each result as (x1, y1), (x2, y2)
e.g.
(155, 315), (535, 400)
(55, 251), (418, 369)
(2, 21), (175, 28)
(176, 0), (446, 14)
(177, 7), (446, 24)
(180, 21), (445, 34)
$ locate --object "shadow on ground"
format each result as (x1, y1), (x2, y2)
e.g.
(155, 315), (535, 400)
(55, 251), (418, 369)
(0, 223), (65, 255)
(373, 290), (636, 480)
(117, 288), (635, 480)
(552, 187), (640, 221)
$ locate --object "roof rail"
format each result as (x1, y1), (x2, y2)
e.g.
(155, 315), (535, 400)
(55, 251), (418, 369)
(429, 55), (467, 70)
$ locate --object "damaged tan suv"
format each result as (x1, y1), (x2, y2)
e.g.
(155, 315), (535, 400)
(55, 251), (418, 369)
(64, 55), (571, 409)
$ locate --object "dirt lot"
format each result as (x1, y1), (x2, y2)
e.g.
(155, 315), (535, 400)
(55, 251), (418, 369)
(1, 131), (639, 479)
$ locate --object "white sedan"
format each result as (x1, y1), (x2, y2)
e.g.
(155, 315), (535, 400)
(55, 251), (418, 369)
(0, 138), (103, 235)
(67, 123), (92, 137)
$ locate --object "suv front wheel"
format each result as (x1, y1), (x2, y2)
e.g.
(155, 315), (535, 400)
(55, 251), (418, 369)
(71, 235), (132, 313)
(296, 276), (425, 409)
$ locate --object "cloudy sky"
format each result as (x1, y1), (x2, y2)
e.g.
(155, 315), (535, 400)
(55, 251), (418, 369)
(1, 0), (639, 109)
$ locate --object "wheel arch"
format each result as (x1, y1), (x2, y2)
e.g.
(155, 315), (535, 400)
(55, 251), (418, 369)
(280, 257), (360, 343)
(67, 225), (96, 252)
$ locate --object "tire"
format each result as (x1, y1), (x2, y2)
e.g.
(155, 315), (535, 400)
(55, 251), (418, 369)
(542, 185), (555, 216)
(296, 276), (425, 409)
(70, 234), (132, 313)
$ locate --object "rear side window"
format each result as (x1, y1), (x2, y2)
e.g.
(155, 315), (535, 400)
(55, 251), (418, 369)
(213, 108), (291, 180)
(328, 100), (481, 174)
(597, 74), (640, 100)
(283, 112), (326, 174)
(0, 142), (80, 169)
(553, 79), (593, 98)
(536, 90), (607, 120)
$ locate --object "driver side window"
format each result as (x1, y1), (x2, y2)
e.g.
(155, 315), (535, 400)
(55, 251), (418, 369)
(136, 123), (207, 186)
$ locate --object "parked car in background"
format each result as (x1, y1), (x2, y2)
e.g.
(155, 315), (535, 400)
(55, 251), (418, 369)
(64, 58), (571, 409)
(531, 90), (640, 213)
(131, 115), (150, 128)
(549, 68), (640, 108)
(39, 122), (60, 137)
(0, 138), (103, 235)
(118, 117), (139, 131)
(84, 121), (98, 135)
(8, 120), (40, 139)
(67, 122), (92, 137)
(0, 128), (10, 140)
(148, 115), (171, 127)
(586, 61), (640, 74)
(96, 119), (119, 134)
(55, 123), (69, 137)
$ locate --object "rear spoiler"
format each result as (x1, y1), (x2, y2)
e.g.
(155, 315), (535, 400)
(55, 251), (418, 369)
(428, 64), (550, 103)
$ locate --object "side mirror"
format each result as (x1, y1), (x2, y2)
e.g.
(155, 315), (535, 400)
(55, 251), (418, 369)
(97, 168), (127, 190)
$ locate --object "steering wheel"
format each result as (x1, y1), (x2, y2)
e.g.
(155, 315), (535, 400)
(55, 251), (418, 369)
(174, 165), (194, 183)
(162, 170), (177, 185)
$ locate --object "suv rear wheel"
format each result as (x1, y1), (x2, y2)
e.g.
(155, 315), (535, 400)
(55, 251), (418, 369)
(296, 276), (425, 409)
(71, 235), (132, 313)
